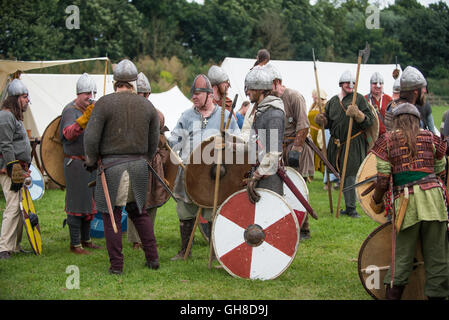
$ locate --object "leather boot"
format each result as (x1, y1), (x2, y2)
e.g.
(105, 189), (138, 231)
(82, 241), (103, 249)
(171, 219), (195, 261)
(385, 284), (405, 300)
(70, 245), (90, 255)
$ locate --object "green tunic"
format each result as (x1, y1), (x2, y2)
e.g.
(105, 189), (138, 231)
(325, 93), (374, 177)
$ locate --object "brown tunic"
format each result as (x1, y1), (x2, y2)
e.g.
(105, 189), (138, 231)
(281, 88), (315, 177)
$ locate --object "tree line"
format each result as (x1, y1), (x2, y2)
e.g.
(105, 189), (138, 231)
(1, 0), (448, 96)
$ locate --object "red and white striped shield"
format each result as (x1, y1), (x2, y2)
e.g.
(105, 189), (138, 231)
(283, 167), (309, 227)
(212, 188), (300, 280)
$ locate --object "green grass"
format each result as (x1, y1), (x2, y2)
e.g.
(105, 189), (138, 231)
(1, 106), (447, 301)
(0, 171), (381, 300)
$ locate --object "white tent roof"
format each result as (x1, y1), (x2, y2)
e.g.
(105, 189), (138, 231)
(20, 73), (192, 138)
(221, 57), (401, 111)
(148, 86), (193, 132)
(0, 57), (108, 97)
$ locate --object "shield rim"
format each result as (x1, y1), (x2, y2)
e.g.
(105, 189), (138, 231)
(40, 116), (65, 188)
(28, 163), (45, 201)
(212, 188), (300, 280)
(19, 187), (42, 255)
(357, 221), (426, 300)
(355, 153), (387, 224)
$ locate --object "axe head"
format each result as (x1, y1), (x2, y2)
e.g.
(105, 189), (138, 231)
(359, 42), (370, 64)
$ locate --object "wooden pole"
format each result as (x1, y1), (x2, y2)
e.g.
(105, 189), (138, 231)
(103, 58), (108, 96)
(208, 96), (226, 269)
(184, 207), (202, 260)
(336, 55), (362, 218)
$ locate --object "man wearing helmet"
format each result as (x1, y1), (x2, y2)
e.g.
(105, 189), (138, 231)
(168, 74), (240, 261)
(244, 66), (285, 203)
(60, 73), (101, 255)
(384, 66), (428, 132)
(0, 79), (32, 259)
(369, 102), (449, 300)
(84, 59), (160, 274)
(266, 63), (314, 240)
(364, 72), (392, 137)
(315, 70), (374, 218)
(127, 72), (170, 250)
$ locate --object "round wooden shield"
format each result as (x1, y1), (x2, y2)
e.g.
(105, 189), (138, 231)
(366, 102), (379, 152)
(358, 221), (426, 300)
(185, 134), (252, 208)
(283, 167), (309, 227)
(20, 187), (42, 255)
(40, 116), (65, 188)
(212, 189), (300, 280)
(355, 153), (387, 224)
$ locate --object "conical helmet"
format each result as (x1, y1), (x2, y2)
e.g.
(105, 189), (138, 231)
(137, 72), (151, 93)
(400, 66), (427, 91)
(113, 59), (138, 82)
(207, 65), (229, 86)
(76, 73), (97, 94)
(244, 66), (273, 91)
(370, 72), (384, 88)
(7, 79), (28, 96)
(339, 70), (356, 88)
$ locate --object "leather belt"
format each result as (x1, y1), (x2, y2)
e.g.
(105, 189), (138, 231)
(393, 173), (439, 195)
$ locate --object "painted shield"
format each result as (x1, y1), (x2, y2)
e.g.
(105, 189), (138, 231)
(24, 163), (45, 201)
(40, 116), (65, 188)
(212, 189), (300, 280)
(283, 167), (308, 227)
(358, 221), (426, 300)
(355, 153), (387, 224)
(366, 102), (380, 152)
(20, 187), (42, 255)
(185, 134), (252, 208)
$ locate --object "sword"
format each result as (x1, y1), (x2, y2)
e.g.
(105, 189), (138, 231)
(342, 175), (377, 192)
(98, 159), (118, 234)
(305, 136), (340, 180)
(277, 167), (318, 220)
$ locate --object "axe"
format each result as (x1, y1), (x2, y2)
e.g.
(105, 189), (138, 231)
(312, 48), (334, 214)
(336, 42), (370, 218)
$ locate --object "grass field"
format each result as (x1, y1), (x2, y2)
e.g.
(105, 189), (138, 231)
(0, 105), (448, 301)
(0, 171), (380, 300)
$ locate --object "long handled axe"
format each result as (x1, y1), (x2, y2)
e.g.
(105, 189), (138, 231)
(336, 42), (370, 218)
(312, 48), (334, 214)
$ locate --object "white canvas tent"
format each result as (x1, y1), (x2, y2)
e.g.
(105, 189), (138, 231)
(0, 57), (109, 98)
(19, 74), (191, 138)
(221, 57), (401, 111)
